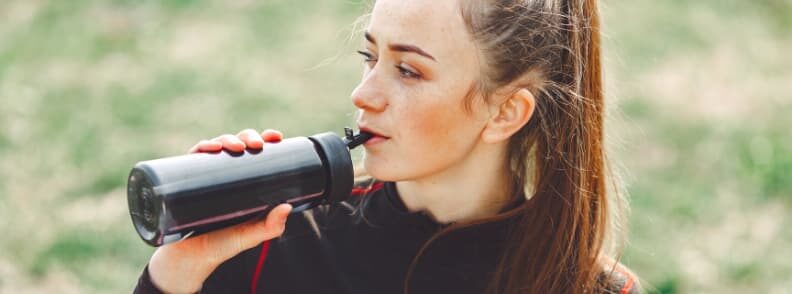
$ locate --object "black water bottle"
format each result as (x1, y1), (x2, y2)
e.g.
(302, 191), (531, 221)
(127, 128), (372, 247)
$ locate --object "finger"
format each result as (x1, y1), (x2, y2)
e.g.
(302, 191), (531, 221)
(237, 129), (264, 150)
(237, 203), (292, 248)
(211, 203), (292, 257)
(213, 134), (246, 153)
(188, 140), (223, 153)
(261, 129), (283, 143)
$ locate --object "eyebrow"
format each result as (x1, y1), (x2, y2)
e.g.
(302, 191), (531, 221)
(365, 31), (437, 62)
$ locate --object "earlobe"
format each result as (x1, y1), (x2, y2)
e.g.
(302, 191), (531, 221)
(481, 88), (536, 144)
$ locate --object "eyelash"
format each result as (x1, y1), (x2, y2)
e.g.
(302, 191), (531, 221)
(395, 65), (420, 79)
(357, 50), (377, 63)
(356, 50), (421, 80)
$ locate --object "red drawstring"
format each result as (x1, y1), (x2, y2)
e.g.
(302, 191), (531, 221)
(250, 241), (271, 294)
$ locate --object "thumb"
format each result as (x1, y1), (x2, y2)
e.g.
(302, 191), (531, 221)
(235, 203), (293, 250)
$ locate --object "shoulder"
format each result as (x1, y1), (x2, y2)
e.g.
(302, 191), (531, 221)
(597, 259), (640, 294)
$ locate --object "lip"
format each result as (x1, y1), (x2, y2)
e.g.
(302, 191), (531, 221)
(358, 125), (390, 139)
(357, 125), (390, 146)
(364, 135), (388, 146)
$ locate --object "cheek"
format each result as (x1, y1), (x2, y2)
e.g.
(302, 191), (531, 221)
(364, 77), (484, 181)
(405, 105), (456, 144)
(403, 83), (484, 152)
(395, 98), (482, 173)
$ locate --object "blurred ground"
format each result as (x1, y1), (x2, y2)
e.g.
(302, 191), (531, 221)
(0, 0), (790, 293)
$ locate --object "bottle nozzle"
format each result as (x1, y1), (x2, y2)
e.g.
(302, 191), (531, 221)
(344, 127), (374, 149)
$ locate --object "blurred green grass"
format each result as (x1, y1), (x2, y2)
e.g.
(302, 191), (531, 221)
(0, 0), (790, 293)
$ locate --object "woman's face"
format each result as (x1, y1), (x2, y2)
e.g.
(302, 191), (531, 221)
(353, 0), (491, 181)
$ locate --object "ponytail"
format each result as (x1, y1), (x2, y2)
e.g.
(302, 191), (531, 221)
(459, 0), (620, 292)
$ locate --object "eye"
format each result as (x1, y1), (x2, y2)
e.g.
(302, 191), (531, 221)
(395, 63), (421, 79)
(356, 50), (377, 66)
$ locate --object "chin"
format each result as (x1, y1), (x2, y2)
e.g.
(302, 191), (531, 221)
(362, 153), (403, 182)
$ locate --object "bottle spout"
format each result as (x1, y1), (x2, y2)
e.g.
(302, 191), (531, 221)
(343, 127), (374, 149)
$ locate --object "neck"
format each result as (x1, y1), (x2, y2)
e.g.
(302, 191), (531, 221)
(395, 141), (515, 224)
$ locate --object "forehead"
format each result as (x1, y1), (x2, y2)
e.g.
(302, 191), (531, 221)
(368, 0), (474, 62)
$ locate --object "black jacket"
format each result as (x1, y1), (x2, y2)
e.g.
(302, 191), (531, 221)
(135, 180), (637, 294)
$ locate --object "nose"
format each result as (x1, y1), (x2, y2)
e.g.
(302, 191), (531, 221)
(350, 71), (388, 112)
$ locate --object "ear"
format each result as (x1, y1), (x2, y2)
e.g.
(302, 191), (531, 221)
(481, 88), (535, 144)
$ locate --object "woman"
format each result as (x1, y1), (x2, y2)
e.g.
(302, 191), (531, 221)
(135, 0), (639, 293)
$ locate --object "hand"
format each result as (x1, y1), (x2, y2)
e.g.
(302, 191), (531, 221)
(187, 128), (284, 153)
(148, 129), (289, 293)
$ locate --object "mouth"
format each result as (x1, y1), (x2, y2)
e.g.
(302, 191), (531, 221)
(358, 126), (390, 146)
(358, 126), (390, 139)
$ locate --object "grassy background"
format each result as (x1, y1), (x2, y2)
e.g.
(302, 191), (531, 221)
(0, 0), (789, 292)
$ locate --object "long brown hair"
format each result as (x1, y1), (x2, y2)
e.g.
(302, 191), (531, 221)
(461, 0), (619, 292)
(354, 0), (633, 293)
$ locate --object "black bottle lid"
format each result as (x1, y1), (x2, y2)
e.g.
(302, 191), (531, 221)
(309, 132), (354, 204)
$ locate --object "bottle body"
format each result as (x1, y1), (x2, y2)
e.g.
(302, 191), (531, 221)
(127, 132), (353, 247)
